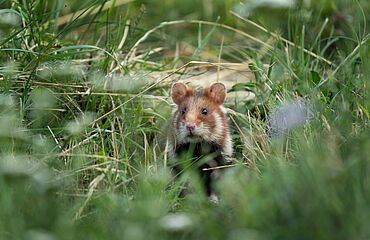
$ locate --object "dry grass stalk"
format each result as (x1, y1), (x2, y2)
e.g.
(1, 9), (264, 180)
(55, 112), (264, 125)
(125, 19), (273, 65)
(57, 0), (134, 26)
(230, 11), (335, 66)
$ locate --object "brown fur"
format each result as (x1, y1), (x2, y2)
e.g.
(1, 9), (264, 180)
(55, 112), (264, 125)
(169, 83), (233, 200)
(170, 83), (232, 151)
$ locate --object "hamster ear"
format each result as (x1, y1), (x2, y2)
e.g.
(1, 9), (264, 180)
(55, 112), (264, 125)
(205, 83), (226, 105)
(171, 83), (194, 105)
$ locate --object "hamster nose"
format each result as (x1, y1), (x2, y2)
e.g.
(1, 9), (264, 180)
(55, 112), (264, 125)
(185, 122), (196, 132)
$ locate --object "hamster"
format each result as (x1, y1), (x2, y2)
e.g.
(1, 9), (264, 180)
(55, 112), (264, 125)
(168, 82), (233, 202)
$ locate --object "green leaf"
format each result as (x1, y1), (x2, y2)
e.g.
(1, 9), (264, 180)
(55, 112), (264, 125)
(228, 82), (263, 94)
(310, 70), (321, 86)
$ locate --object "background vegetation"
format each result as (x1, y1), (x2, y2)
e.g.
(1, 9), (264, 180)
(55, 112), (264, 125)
(0, 0), (369, 239)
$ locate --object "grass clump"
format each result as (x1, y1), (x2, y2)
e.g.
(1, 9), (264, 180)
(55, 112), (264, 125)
(0, 0), (369, 239)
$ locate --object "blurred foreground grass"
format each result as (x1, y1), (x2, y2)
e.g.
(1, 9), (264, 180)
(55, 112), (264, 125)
(0, 0), (369, 239)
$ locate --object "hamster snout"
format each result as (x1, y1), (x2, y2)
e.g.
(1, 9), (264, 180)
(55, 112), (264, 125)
(185, 122), (196, 132)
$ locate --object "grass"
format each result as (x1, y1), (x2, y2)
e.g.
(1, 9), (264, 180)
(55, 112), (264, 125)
(0, 0), (369, 239)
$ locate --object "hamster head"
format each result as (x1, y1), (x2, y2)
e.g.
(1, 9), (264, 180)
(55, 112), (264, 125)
(171, 82), (227, 144)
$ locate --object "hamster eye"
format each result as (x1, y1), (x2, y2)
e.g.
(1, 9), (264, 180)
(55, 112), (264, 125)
(182, 107), (187, 114)
(201, 108), (208, 115)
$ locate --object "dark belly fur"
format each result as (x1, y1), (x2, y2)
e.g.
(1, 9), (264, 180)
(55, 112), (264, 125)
(174, 142), (226, 196)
